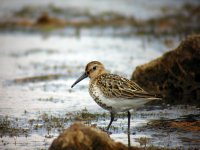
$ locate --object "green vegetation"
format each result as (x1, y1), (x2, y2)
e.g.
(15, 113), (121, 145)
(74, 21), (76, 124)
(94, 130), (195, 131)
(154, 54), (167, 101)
(0, 109), (199, 149)
(0, 116), (29, 137)
(135, 137), (150, 148)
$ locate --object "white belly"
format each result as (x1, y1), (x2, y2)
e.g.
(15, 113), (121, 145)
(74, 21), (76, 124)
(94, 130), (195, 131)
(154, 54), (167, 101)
(89, 85), (148, 113)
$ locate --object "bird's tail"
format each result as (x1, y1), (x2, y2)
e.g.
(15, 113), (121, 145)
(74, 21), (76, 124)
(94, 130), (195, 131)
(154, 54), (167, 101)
(147, 97), (162, 101)
(147, 93), (162, 101)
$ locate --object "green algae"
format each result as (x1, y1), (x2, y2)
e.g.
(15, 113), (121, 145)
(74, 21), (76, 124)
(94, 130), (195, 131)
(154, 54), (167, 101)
(0, 116), (29, 137)
(135, 137), (150, 148)
(1, 109), (199, 149)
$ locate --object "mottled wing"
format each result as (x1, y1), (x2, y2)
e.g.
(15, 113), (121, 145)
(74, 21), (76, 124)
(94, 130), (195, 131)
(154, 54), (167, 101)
(96, 74), (156, 99)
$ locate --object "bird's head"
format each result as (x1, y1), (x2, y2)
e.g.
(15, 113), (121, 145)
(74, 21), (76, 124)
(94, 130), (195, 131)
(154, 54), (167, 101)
(71, 61), (107, 88)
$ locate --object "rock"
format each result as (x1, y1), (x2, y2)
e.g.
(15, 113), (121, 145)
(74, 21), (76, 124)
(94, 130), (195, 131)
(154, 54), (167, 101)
(131, 35), (200, 105)
(49, 122), (140, 150)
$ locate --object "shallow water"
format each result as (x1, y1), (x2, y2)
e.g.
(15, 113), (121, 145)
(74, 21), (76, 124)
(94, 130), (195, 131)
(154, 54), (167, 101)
(0, 0), (200, 149)
(0, 32), (199, 149)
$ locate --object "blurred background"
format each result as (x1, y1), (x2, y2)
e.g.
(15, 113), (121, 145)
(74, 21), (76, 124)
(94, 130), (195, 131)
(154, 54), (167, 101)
(0, 0), (200, 149)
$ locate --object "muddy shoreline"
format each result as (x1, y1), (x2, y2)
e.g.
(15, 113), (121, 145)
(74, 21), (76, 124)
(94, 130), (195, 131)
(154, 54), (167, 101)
(0, 3), (199, 38)
(0, 1), (200, 149)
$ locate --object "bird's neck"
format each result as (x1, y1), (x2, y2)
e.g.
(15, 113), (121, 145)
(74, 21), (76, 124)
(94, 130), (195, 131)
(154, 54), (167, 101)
(90, 71), (107, 84)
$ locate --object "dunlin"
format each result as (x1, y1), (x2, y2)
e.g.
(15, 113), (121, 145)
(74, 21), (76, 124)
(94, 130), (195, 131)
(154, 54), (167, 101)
(71, 61), (160, 137)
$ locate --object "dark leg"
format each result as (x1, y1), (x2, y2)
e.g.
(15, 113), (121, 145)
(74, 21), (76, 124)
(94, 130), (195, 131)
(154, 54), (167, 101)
(106, 112), (115, 131)
(128, 111), (131, 148)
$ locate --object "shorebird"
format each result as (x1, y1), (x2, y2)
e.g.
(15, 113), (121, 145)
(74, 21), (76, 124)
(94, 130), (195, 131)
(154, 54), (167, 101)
(71, 61), (160, 135)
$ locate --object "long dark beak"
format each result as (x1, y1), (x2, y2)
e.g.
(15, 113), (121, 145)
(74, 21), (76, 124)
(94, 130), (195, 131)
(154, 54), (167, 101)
(71, 72), (88, 88)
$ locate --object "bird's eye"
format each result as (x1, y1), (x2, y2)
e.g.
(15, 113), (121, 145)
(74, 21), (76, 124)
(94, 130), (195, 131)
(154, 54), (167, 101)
(87, 71), (89, 75)
(93, 66), (97, 70)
